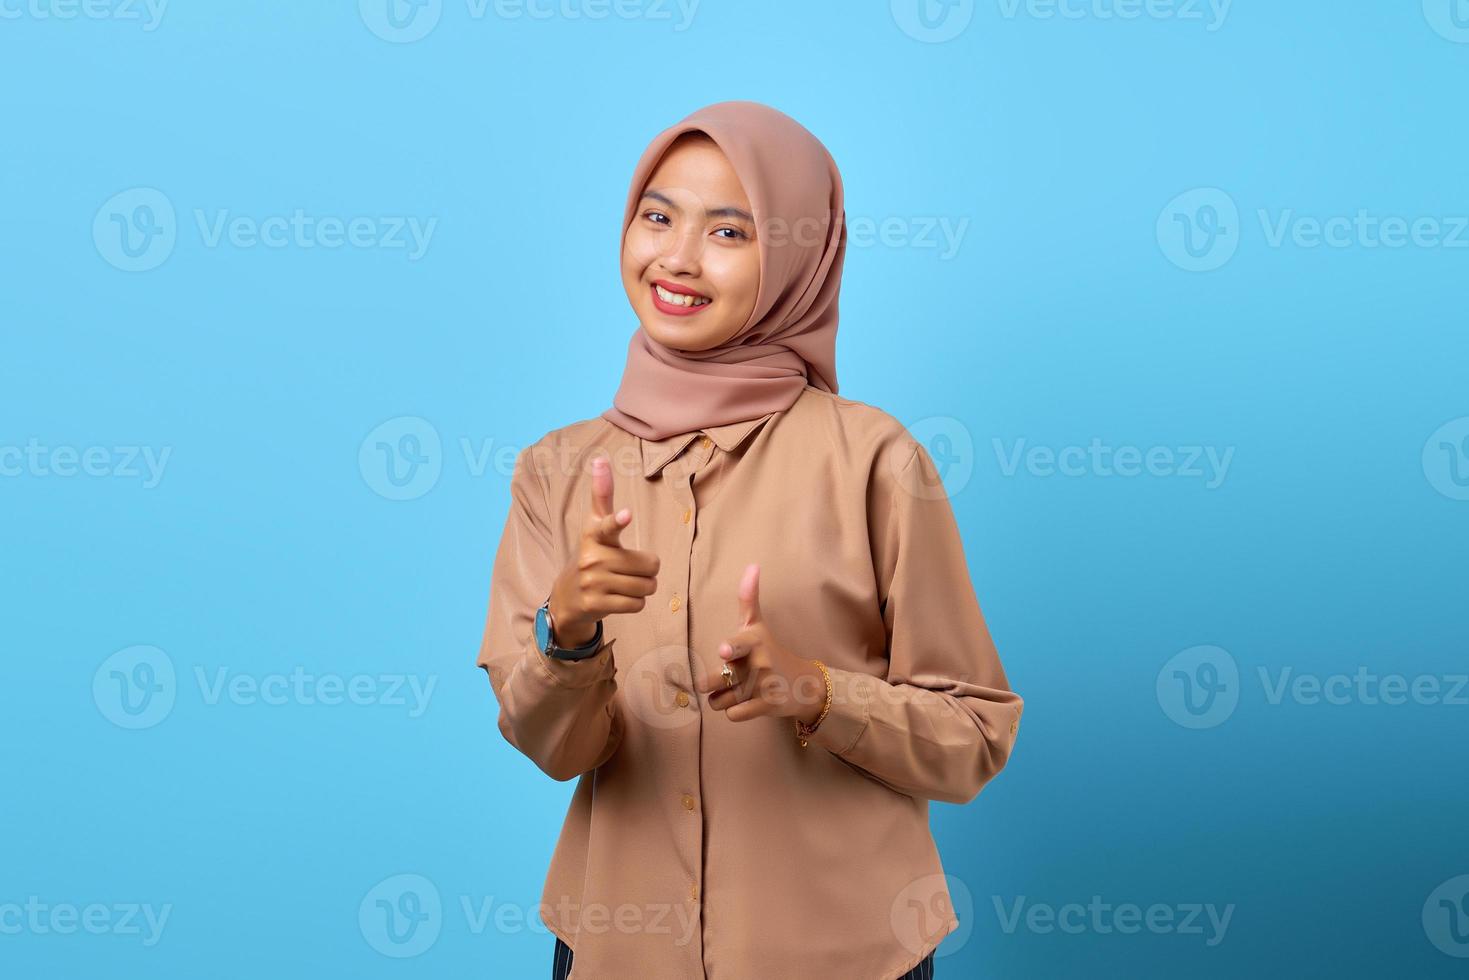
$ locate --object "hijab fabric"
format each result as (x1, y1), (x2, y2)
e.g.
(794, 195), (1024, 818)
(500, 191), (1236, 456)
(601, 100), (845, 441)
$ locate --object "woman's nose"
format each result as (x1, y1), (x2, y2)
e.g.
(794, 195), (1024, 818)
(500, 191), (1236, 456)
(658, 224), (703, 273)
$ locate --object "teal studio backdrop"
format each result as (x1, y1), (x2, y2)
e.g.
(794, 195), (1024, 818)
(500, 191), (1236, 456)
(3, 2), (1467, 977)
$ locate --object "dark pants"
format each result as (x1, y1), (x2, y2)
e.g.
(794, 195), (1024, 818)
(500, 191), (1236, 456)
(552, 935), (936, 978)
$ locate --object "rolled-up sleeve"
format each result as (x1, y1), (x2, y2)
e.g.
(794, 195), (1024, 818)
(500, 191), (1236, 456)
(476, 442), (624, 782)
(804, 437), (1023, 805)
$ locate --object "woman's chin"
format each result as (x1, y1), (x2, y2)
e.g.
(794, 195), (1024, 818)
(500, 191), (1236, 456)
(642, 320), (721, 352)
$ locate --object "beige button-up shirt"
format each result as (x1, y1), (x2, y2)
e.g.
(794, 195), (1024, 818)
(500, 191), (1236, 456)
(477, 384), (1023, 979)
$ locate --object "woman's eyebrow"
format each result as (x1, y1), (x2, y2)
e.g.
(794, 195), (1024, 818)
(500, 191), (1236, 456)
(641, 189), (753, 224)
(708, 205), (755, 223)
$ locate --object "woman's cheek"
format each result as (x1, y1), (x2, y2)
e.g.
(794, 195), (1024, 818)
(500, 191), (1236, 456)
(623, 231), (666, 270)
(708, 247), (759, 297)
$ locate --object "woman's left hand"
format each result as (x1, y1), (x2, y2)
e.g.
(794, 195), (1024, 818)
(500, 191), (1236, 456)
(697, 563), (826, 725)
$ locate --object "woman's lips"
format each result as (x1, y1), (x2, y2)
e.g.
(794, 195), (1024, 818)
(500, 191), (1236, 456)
(650, 281), (713, 316)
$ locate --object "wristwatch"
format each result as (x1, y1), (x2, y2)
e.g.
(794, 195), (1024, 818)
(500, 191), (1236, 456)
(534, 596), (604, 661)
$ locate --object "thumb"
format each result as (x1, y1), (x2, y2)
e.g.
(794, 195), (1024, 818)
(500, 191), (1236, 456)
(738, 562), (761, 627)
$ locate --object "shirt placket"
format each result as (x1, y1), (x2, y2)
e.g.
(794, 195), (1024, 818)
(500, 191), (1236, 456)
(665, 433), (716, 943)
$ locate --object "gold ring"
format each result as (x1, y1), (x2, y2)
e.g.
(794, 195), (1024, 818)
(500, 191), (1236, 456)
(721, 664), (735, 688)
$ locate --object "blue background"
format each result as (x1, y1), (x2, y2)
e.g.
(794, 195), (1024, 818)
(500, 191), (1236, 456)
(4, 1), (1467, 976)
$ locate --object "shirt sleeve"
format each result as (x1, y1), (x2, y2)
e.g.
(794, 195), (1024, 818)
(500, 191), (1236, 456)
(802, 437), (1023, 805)
(476, 441), (624, 782)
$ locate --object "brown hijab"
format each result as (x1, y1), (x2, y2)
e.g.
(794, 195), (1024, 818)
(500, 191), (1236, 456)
(601, 100), (845, 441)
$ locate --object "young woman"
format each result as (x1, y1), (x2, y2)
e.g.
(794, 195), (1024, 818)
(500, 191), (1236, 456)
(477, 100), (1023, 979)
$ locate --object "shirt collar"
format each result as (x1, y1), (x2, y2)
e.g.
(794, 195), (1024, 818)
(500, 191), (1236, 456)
(638, 411), (777, 478)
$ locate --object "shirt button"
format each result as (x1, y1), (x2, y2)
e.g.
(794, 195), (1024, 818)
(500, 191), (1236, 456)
(700, 435), (712, 450)
(681, 507), (691, 524)
(681, 793), (695, 811)
(669, 593), (681, 612)
(689, 882), (699, 900)
(675, 691), (690, 707)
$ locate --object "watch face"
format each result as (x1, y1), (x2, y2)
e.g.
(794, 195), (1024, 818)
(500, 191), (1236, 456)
(534, 602), (551, 654)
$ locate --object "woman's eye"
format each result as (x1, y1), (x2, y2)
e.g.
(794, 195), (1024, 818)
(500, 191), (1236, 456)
(714, 227), (748, 241)
(644, 211), (670, 226)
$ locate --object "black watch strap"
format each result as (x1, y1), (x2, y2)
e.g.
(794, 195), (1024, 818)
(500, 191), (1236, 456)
(538, 599), (604, 661)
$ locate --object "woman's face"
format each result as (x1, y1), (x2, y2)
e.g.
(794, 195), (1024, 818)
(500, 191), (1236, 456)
(621, 134), (761, 352)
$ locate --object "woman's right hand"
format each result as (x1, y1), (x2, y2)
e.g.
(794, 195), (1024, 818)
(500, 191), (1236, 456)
(547, 454), (661, 648)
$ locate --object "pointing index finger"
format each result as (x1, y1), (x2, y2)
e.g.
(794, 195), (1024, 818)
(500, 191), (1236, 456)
(588, 455), (630, 545)
(591, 455), (614, 519)
(739, 562), (761, 626)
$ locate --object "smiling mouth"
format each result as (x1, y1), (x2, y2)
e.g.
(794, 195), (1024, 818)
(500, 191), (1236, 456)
(650, 281), (713, 314)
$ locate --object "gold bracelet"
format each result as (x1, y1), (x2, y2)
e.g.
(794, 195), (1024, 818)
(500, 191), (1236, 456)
(794, 659), (832, 748)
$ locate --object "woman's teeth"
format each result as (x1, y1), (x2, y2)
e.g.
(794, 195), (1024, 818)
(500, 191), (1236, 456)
(655, 284), (711, 307)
